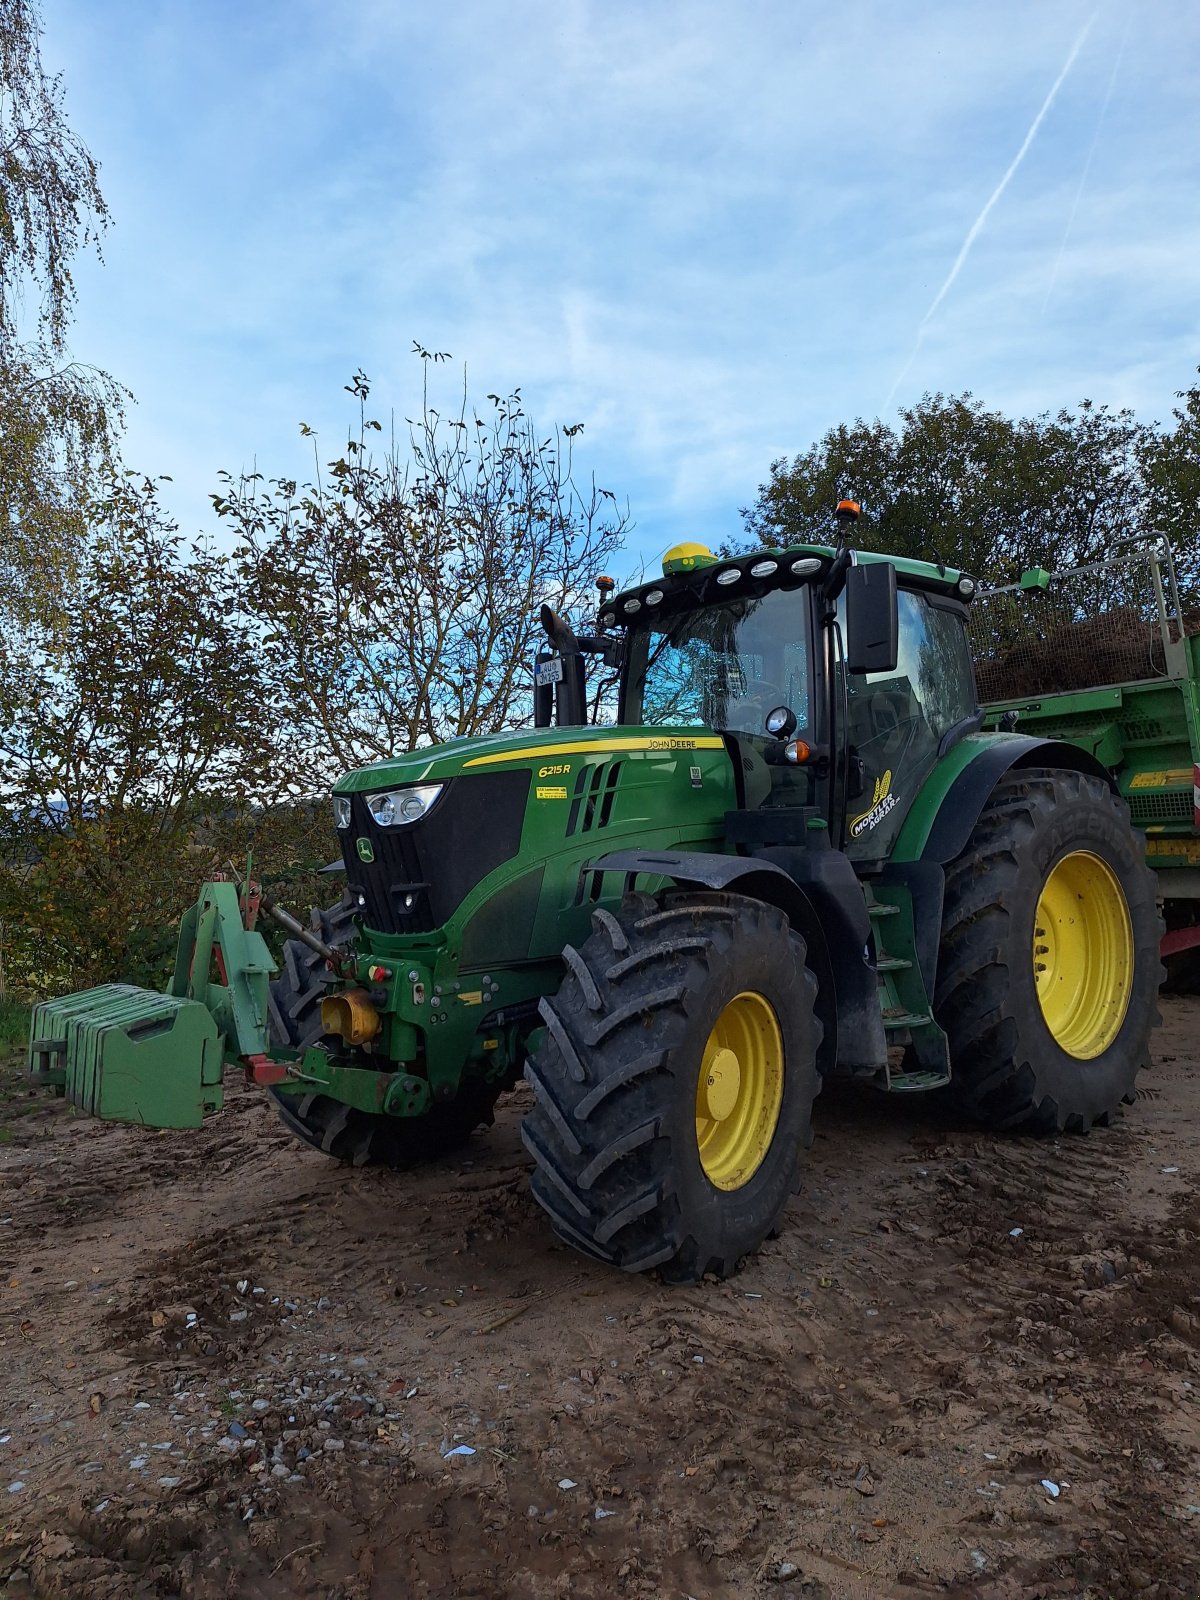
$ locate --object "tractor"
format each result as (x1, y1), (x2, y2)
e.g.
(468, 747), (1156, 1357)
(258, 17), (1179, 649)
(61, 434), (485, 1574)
(28, 503), (1163, 1282)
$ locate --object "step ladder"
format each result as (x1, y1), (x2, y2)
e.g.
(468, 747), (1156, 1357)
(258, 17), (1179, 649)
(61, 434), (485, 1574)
(864, 891), (951, 1091)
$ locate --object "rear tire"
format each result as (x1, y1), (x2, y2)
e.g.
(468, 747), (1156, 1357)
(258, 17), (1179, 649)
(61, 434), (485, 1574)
(522, 891), (821, 1282)
(935, 768), (1162, 1132)
(266, 895), (501, 1168)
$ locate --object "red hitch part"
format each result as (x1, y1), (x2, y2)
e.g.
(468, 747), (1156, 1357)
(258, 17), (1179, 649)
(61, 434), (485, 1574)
(1162, 923), (1200, 959)
(244, 1054), (289, 1086)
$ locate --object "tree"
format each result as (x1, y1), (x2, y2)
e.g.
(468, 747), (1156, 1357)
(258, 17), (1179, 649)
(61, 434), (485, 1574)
(1142, 377), (1200, 603)
(0, 474), (315, 990)
(0, 0), (125, 617)
(743, 391), (1166, 586)
(219, 351), (627, 789)
(0, 348), (628, 995)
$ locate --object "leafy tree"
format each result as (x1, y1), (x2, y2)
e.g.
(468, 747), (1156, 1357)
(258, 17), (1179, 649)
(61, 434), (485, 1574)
(0, 474), (323, 989)
(1142, 377), (1200, 603)
(0, 352), (628, 993)
(219, 350), (627, 788)
(743, 391), (1169, 586)
(0, 0), (125, 617)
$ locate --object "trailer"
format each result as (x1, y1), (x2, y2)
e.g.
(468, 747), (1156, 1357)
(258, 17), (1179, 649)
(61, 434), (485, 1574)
(970, 539), (1200, 968)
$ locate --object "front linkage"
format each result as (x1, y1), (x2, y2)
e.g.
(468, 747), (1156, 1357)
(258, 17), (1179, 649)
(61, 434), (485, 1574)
(26, 871), (521, 1132)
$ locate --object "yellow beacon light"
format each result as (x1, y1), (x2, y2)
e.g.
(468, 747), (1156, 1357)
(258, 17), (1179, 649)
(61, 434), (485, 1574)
(662, 542), (718, 576)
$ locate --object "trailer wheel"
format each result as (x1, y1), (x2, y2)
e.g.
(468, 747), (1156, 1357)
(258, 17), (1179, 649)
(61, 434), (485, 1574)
(935, 768), (1162, 1132)
(266, 896), (501, 1167)
(522, 891), (821, 1282)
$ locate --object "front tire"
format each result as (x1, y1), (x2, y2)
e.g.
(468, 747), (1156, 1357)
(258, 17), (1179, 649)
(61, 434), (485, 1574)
(936, 768), (1162, 1132)
(522, 892), (821, 1282)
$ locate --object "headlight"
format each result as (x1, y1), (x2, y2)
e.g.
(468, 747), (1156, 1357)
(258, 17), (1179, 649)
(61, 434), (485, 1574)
(366, 783), (444, 827)
(333, 796), (352, 829)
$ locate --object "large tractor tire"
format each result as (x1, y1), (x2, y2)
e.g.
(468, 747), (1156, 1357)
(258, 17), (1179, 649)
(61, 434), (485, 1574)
(935, 768), (1162, 1133)
(522, 891), (821, 1283)
(266, 895), (502, 1168)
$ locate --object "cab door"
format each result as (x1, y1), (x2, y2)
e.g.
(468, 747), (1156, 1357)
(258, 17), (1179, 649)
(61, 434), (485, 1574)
(839, 589), (977, 861)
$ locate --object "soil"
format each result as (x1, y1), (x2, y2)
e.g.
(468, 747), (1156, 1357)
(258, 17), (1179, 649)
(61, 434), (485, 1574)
(970, 602), (1200, 706)
(1, 1001), (1198, 1599)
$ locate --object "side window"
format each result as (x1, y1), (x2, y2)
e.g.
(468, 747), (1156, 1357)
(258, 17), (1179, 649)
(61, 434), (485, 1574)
(910, 599), (977, 737)
(840, 591), (975, 857)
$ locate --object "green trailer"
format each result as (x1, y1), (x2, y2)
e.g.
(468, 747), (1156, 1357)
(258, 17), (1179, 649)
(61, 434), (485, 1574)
(28, 505), (1169, 1281)
(970, 539), (1200, 969)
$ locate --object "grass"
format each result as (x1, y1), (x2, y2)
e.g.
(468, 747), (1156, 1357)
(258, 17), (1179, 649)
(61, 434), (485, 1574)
(0, 996), (30, 1059)
(0, 996), (42, 1132)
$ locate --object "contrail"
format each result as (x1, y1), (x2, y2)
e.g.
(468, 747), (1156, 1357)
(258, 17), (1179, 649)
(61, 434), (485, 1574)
(883, 10), (1098, 412)
(1042, 9), (1130, 313)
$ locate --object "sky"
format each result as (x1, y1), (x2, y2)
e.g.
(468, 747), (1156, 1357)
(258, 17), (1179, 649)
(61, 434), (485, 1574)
(42, 0), (1200, 574)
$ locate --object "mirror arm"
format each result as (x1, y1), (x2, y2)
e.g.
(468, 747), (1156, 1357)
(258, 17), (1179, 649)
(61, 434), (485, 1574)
(821, 545), (853, 604)
(576, 633), (625, 668)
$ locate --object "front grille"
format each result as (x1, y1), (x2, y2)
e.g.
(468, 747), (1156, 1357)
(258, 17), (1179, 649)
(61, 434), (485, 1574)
(341, 771), (531, 933)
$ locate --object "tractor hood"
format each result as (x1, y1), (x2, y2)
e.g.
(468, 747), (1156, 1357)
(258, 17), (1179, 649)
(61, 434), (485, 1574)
(332, 723), (736, 939)
(333, 724), (726, 793)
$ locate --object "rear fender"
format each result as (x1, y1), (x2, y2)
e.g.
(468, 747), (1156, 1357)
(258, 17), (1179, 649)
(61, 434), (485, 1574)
(888, 736), (1116, 1000)
(897, 734), (1115, 867)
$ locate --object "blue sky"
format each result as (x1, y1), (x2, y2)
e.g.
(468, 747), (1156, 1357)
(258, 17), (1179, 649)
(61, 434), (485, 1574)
(44, 0), (1200, 572)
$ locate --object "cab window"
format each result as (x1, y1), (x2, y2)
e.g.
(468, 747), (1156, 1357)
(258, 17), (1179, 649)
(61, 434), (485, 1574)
(627, 588), (811, 739)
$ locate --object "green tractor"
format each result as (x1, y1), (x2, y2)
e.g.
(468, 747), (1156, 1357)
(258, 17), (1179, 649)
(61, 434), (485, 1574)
(29, 504), (1162, 1282)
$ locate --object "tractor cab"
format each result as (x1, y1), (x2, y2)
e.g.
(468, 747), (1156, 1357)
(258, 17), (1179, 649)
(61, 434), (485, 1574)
(538, 509), (982, 866)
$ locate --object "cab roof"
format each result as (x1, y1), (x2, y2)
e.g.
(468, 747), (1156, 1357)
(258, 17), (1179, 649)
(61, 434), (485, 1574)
(603, 541), (974, 624)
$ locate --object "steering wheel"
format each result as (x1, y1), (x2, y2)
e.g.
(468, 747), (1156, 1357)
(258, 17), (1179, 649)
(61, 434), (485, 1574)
(721, 680), (788, 732)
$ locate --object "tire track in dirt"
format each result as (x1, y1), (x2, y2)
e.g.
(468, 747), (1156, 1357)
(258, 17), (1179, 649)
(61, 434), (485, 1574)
(0, 1002), (1196, 1597)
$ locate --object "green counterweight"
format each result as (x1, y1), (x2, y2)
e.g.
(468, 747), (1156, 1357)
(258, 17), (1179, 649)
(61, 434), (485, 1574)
(29, 985), (224, 1128)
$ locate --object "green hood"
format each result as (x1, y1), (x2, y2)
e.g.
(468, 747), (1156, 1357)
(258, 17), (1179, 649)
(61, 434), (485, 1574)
(333, 724), (726, 794)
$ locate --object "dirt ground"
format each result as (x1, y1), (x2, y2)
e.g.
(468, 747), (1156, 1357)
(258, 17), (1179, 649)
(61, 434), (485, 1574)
(0, 1001), (1197, 1600)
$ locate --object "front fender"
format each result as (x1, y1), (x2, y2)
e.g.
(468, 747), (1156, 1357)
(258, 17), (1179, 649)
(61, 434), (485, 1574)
(589, 847), (806, 910)
(588, 847), (882, 1074)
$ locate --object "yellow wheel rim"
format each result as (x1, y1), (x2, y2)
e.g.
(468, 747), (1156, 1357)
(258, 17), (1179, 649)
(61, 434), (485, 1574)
(695, 991), (785, 1191)
(1034, 850), (1133, 1060)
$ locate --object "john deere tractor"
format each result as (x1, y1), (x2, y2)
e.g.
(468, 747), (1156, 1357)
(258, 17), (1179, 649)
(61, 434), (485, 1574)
(29, 504), (1162, 1282)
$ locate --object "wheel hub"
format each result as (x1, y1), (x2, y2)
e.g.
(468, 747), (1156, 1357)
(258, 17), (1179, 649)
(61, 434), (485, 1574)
(702, 1047), (742, 1121)
(695, 991), (785, 1191)
(1033, 849), (1133, 1059)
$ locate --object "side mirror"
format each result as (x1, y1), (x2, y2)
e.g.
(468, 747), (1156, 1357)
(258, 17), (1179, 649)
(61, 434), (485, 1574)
(845, 561), (898, 675)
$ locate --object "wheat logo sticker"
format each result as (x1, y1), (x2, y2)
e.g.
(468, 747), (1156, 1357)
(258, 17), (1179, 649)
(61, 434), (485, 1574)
(849, 769), (898, 838)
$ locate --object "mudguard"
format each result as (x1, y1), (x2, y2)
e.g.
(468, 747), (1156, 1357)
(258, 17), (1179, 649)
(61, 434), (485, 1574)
(589, 847), (886, 1074)
(898, 734), (1114, 866)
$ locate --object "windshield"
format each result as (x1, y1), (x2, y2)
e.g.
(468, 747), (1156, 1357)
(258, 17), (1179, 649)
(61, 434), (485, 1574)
(625, 588), (811, 736)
